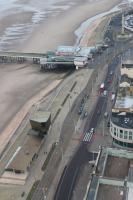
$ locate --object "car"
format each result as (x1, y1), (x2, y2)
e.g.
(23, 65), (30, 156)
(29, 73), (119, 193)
(107, 78), (112, 84)
(78, 106), (83, 115)
(84, 111), (88, 118)
(109, 71), (113, 75)
(78, 109), (82, 115)
(97, 110), (100, 115)
(90, 128), (94, 133)
(21, 191), (25, 197)
(104, 112), (108, 117)
(103, 90), (107, 96)
(107, 121), (110, 127)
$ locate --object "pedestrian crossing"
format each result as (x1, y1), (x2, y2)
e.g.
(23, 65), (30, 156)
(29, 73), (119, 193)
(82, 131), (93, 142)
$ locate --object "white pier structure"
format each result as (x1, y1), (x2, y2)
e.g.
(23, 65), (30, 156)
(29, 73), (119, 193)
(0, 52), (45, 64)
(0, 44), (108, 70)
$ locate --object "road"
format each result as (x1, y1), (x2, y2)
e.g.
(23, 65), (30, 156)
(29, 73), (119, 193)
(30, 12), (133, 200)
(54, 56), (120, 200)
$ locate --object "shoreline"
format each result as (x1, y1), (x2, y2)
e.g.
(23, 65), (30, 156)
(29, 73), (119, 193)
(17, 0), (123, 53)
(0, 0), (125, 157)
(1, 0), (124, 153)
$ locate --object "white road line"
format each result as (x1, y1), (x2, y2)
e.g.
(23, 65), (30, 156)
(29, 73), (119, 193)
(86, 134), (90, 142)
(83, 131), (94, 142)
(88, 133), (93, 142)
(83, 132), (90, 142)
(83, 132), (89, 141)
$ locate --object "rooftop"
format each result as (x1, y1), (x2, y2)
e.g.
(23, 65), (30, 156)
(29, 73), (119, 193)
(111, 111), (133, 129)
(115, 95), (133, 110)
(104, 155), (129, 179)
(96, 184), (124, 200)
(86, 148), (133, 200)
(56, 46), (76, 55)
(121, 66), (133, 79)
(5, 135), (42, 172)
(56, 45), (99, 57)
(30, 111), (51, 123)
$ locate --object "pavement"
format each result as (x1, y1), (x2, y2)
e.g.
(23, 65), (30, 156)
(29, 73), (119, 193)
(1, 11), (133, 200)
(0, 66), (94, 200)
(29, 39), (123, 199)
(27, 46), (108, 200)
(53, 53), (121, 200)
(30, 68), (95, 200)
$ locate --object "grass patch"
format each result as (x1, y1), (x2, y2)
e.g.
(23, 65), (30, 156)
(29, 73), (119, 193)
(26, 181), (39, 200)
(42, 143), (56, 171)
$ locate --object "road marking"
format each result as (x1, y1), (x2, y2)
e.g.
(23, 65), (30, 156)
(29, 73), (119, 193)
(82, 131), (93, 142)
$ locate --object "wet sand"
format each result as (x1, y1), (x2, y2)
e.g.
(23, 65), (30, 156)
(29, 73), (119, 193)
(19, 0), (122, 53)
(0, 0), (123, 153)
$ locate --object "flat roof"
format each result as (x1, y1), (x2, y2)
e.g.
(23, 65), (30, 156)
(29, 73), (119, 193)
(111, 112), (133, 129)
(56, 45), (96, 57)
(104, 155), (129, 179)
(86, 148), (133, 200)
(76, 47), (94, 57)
(96, 184), (124, 200)
(56, 46), (76, 55)
(128, 188), (133, 200)
(115, 95), (133, 109)
(121, 67), (133, 79)
(30, 111), (51, 123)
(5, 136), (42, 172)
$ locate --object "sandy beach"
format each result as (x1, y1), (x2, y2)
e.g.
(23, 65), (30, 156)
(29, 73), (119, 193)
(0, 0), (123, 52)
(19, 0), (122, 53)
(0, 0), (131, 199)
(0, 0), (125, 153)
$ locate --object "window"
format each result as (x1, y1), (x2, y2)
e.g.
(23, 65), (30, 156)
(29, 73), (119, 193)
(129, 131), (132, 136)
(120, 133), (123, 138)
(124, 134), (128, 139)
(124, 131), (128, 139)
(129, 132), (133, 140)
(129, 136), (132, 140)
(120, 129), (123, 133)
(124, 131), (128, 135)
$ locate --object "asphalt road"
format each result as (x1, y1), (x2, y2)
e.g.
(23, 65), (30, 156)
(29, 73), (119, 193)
(31, 13), (133, 200)
(54, 56), (120, 200)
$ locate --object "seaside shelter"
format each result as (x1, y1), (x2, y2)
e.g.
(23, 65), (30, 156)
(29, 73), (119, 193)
(30, 111), (51, 134)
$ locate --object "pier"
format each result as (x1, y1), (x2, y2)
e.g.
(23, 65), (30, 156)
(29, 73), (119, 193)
(0, 44), (108, 70)
(0, 52), (46, 64)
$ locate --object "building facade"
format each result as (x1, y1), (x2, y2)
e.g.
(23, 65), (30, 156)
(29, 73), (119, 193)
(110, 112), (133, 148)
(110, 63), (133, 148)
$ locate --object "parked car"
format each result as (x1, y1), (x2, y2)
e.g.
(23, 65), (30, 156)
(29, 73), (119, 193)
(21, 191), (25, 197)
(107, 121), (110, 127)
(78, 106), (83, 115)
(104, 112), (108, 117)
(84, 111), (88, 118)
